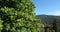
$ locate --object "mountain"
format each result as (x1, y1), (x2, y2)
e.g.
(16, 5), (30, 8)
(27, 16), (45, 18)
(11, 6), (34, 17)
(36, 15), (60, 26)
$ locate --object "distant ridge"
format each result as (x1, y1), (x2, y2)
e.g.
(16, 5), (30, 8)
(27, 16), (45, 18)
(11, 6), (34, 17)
(36, 15), (60, 26)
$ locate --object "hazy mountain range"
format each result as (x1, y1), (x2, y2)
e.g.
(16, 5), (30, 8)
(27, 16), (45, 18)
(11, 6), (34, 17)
(36, 15), (60, 26)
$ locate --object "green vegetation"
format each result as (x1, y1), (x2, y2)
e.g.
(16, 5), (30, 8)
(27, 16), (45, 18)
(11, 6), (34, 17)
(53, 18), (59, 32)
(36, 15), (60, 32)
(0, 0), (40, 32)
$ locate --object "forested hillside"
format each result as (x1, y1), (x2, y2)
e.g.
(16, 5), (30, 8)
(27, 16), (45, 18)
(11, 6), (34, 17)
(36, 15), (60, 26)
(36, 15), (60, 32)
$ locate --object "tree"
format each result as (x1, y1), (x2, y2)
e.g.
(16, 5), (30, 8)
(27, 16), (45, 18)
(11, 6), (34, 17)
(53, 18), (59, 32)
(0, 0), (40, 32)
(44, 24), (53, 32)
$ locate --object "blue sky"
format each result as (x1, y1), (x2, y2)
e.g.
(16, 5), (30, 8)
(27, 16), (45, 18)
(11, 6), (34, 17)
(31, 0), (60, 16)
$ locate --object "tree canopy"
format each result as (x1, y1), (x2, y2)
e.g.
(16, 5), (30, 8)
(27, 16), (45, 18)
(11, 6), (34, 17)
(0, 0), (40, 32)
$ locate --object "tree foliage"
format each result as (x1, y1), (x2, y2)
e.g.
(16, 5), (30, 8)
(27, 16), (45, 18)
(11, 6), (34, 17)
(0, 0), (40, 32)
(53, 18), (59, 32)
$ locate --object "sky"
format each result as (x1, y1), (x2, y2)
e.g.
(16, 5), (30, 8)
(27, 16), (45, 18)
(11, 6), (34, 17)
(31, 0), (60, 16)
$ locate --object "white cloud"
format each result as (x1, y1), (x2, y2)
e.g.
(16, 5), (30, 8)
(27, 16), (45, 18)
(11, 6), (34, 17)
(47, 10), (60, 16)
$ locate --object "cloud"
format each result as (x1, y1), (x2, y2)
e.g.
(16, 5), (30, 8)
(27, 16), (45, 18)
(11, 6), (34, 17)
(47, 10), (60, 16)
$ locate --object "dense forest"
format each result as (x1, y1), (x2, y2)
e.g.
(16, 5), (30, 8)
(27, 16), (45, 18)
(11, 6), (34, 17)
(36, 15), (60, 32)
